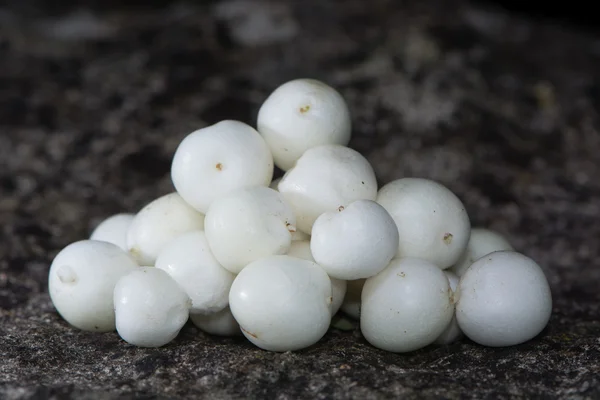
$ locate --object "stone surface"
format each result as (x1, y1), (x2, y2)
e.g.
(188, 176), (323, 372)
(1, 0), (600, 398)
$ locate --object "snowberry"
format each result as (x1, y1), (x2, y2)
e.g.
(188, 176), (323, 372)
(287, 240), (347, 315)
(155, 231), (235, 314)
(48, 240), (138, 332)
(204, 186), (296, 274)
(456, 251), (552, 347)
(114, 267), (191, 348)
(90, 213), (135, 251)
(257, 79), (351, 171)
(361, 258), (454, 353)
(310, 200), (398, 280)
(190, 307), (241, 337)
(340, 279), (365, 319)
(434, 270), (463, 345)
(278, 144), (377, 234)
(126, 192), (205, 266)
(229, 255), (332, 352)
(171, 120), (274, 213)
(376, 178), (470, 269)
(451, 228), (513, 277)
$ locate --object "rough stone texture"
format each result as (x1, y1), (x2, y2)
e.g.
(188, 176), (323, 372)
(1, 0), (599, 398)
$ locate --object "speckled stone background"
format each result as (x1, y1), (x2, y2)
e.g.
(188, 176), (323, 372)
(1, 0), (599, 398)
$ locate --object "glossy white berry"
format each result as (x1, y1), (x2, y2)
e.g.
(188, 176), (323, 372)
(340, 279), (365, 319)
(377, 178), (470, 269)
(114, 267), (191, 348)
(204, 186), (296, 274)
(257, 79), (351, 171)
(361, 258), (454, 353)
(287, 240), (347, 315)
(90, 213), (135, 251)
(451, 228), (513, 277)
(456, 251), (552, 347)
(126, 193), (205, 266)
(278, 144), (377, 234)
(155, 231), (235, 314)
(229, 255), (332, 352)
(48, 240), (138, 332)
(190, 307), (240, 337)
(311, 200), (398, 280)
(171, 120), (274, 213)
(434, 271), (463, 345)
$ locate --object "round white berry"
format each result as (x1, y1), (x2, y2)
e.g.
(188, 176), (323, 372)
(434, 271), (463, 345)
(310, 200), (398, 280)
(204, 186), (296, 274)
(90, 213), (135, 251)
(229, 255), (332, 352)
(48, 240), (138, 332)
(257, 79), (351, 171)
(361, 258), (454, 353)
(451, 228), (513, 277)
(155, 231), (235, 314)
(126, 192), (205, 266)
(456, 251), (552, 347)
(286, 240), (347, 315)
(114, 267), (191, 348)
(190, 307), (240, 337)
(278, 144), (377, 234)
(376, 178), (470, 268)
(340, 279), (365, 319)
(171, 120), (274, 213)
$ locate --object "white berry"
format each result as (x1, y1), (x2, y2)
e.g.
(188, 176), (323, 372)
(257, 79), (351, 171)
(456, 251), (552, 347)
(190, 307), (240, 337)
(434, 270), (463, 345)
(229, 255), (332, 352)
(204, 186), (296, 274)
(340, 279), (365, 319)
(171, 120), (274, 213)
(361, 258), (454, 353)
(114, 267), (191, 348)
(287, 240), (347, 315)
(90, 213), (135, 251)
(278, 144), (377, 234)
(311, 200), (398, 280)
(126, 192), (205, 266)
(376, 178), (470, 268)
(155, 231), (235, 314)
(48, 240), (138, 332)
(451, 228), (513, 277)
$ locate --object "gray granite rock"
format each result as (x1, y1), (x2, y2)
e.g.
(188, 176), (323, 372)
(1, 0), (599, 398)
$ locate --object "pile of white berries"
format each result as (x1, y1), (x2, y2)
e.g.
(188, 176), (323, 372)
(49, 79), (553, 352)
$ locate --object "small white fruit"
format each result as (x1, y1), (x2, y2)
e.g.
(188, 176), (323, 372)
(376, 178), (470, 269)
(286, 240), (347, 315)
(340, 279), (365, 319)
(90, 213), (135, 251)
(190, 307), (241, 337)
(257, 79), (351, 171)
(204, 186), (296, 274)
(126, 192), (205, 266)
(114, 267), (191, 348)
(171, 120), (274, 213)
(456, 251), (552, 347)
(310, 200), (398, 280)
(434, 270), (463, 345)
(48, 240), (138, 332)
(451, 228), (513, 277)
(361, 258), (454, 353)
(229, 255), (332, 352)
(278, 144), (377, 234)
(155, 231), (235, 314)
